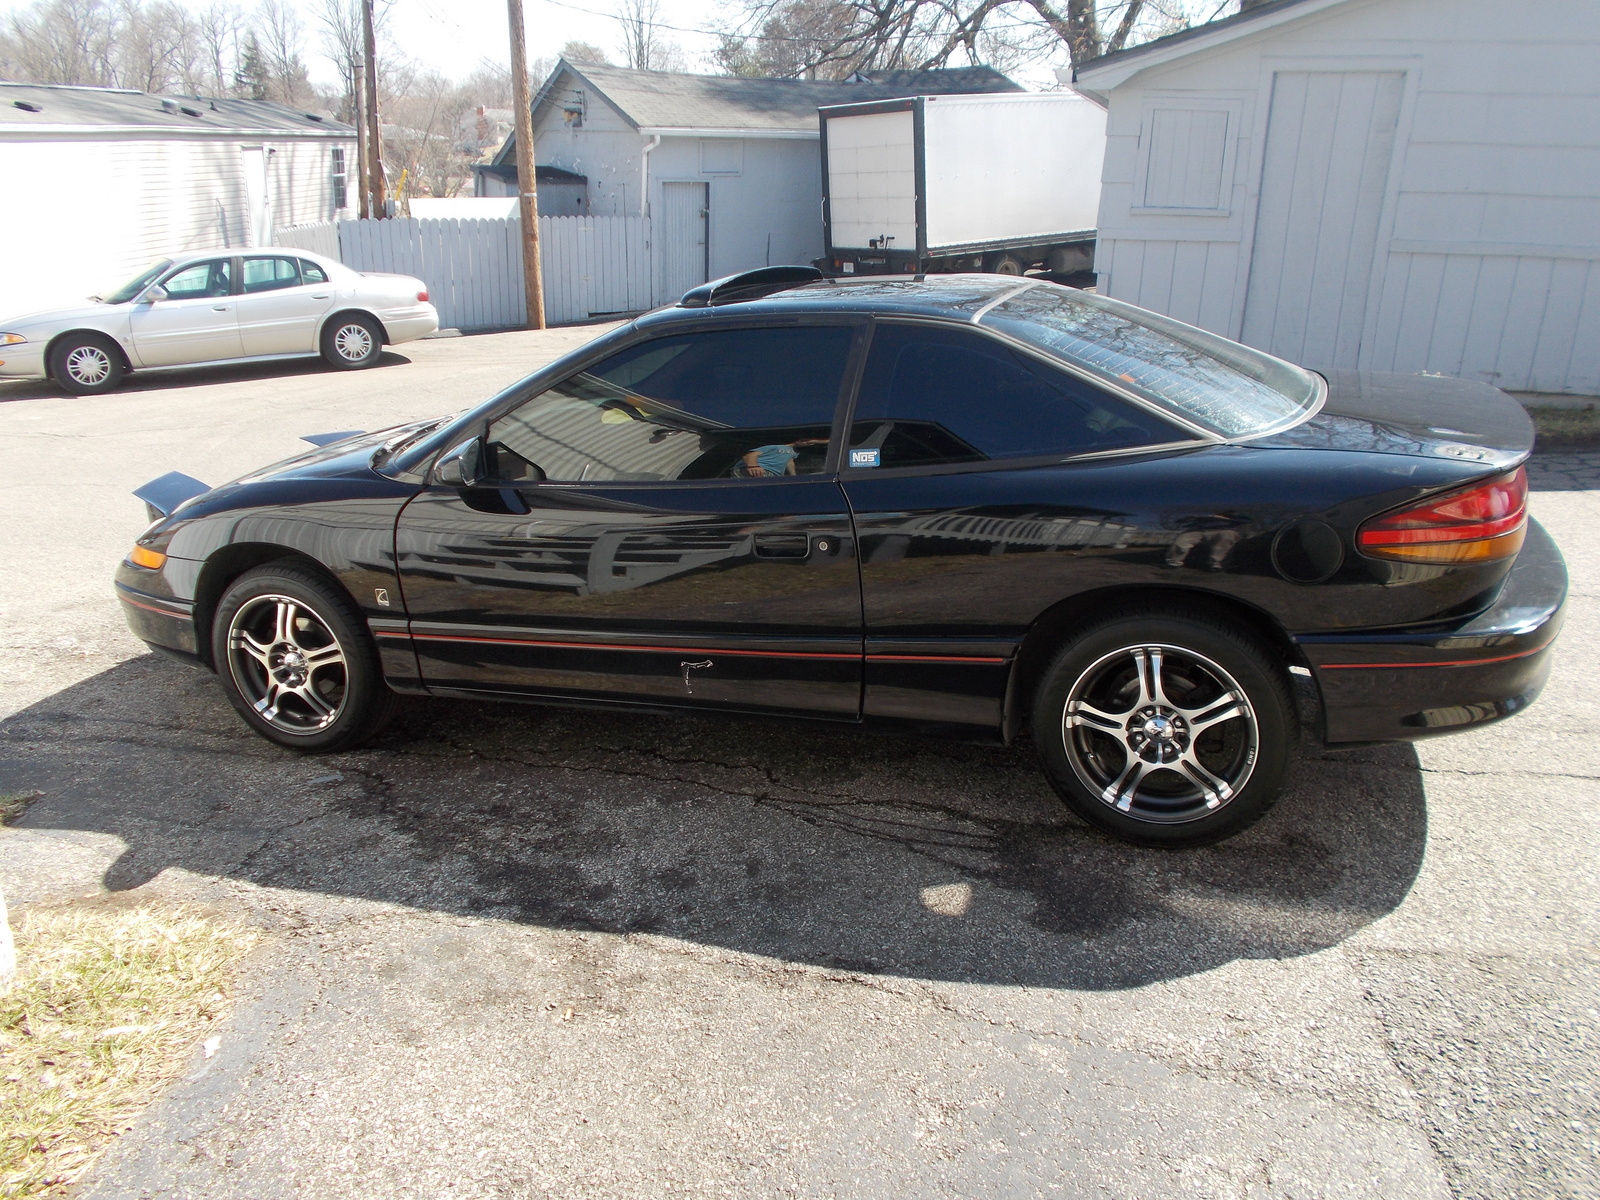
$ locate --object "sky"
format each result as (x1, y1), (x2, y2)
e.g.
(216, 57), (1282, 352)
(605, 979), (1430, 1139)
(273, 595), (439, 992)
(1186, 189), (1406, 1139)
(373, 0), (733, 85)
(0, 0), (1065, 91)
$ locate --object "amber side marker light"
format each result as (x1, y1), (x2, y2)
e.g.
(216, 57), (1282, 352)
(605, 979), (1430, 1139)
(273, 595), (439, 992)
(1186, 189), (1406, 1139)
(1357, 466), (1528, 564)
(128, 545), (167, 569)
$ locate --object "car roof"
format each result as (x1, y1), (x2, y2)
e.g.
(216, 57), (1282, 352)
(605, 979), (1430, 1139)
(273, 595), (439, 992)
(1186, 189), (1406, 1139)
(635, 274), (1029, 329)
(158, 248), (340, 270)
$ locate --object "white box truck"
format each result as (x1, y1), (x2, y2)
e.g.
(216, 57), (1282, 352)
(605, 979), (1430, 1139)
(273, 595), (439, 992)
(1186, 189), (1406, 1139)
(818, 91), (1106, 277)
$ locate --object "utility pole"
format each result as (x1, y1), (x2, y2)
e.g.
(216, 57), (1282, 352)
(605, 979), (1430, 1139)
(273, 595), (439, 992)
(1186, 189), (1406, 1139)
(354, 61), (370, 218)
(361, 0), (387, 217)
(506, 0), (545, 328)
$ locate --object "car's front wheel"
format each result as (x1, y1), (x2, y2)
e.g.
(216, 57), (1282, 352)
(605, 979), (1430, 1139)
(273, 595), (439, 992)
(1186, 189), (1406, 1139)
(320, 314), (384, 370)
(50, 333), (125, 395)
(211, 563), (396, 752)
(1031, 612), (1296, 846)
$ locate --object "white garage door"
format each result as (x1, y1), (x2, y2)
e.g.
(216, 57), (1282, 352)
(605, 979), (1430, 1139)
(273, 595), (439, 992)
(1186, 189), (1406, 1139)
(1241, 71), (1404, 370)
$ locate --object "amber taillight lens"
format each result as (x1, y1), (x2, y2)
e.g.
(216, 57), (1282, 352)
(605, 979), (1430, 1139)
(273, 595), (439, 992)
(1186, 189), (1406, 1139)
(1357, 467), (1528, 564)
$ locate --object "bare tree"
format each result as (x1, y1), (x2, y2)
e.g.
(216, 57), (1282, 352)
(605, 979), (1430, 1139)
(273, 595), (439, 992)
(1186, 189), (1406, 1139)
(559, 39), (612, 65)
(613, 0), (686, 71)
(253, 0), (312, 105)
(718, 0), (1222, 79)
(0, 0), (119, 87)
(196, 2), (244, 93)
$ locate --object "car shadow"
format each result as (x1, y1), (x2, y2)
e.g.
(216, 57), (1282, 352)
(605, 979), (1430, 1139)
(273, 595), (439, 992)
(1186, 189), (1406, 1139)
(0, 352), (412, 403)
(1, 654), (1427, 990)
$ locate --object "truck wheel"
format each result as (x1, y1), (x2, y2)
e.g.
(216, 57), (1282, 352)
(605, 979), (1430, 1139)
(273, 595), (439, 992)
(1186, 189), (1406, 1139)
(984, 252), (1027, 276)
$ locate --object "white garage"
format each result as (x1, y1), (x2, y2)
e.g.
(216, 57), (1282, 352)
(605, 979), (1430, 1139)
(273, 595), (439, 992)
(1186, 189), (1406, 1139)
(1073, 0), (1600, 398)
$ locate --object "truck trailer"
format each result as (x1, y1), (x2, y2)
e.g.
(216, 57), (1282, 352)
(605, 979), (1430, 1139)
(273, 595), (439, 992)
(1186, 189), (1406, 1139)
(818, 90), (1107, 277)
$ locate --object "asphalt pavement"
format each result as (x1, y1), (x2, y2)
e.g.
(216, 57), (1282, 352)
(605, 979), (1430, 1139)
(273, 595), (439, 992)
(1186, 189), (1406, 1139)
(0, 332), (1596, 1198)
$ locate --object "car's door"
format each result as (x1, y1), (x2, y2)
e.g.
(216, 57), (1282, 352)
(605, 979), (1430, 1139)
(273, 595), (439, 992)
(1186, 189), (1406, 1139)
(838, 320), (1191, 729)
(127, 258), (243, 366)
(394, 321), (867, 718)
(236, 255), (335, 356)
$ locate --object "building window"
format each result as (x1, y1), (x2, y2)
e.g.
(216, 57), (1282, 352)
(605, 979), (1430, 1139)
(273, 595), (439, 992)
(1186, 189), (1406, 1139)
(699, 139), (743, 176)
(1132, 97), (1243, 216)
(331, 147), (348, 211)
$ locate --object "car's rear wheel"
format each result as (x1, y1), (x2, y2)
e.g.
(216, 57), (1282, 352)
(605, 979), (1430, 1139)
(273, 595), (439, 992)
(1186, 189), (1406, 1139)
(50, 333), (125, 395)
(1031, 611), (1296, 846)
(211, 564), (395, 752)
(320, 314), (383, 370)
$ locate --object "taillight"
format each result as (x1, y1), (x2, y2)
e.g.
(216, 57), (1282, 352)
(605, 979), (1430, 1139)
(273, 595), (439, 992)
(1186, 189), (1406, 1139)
(417, 290), (429, 302)
(1357, 467), (1527, 564)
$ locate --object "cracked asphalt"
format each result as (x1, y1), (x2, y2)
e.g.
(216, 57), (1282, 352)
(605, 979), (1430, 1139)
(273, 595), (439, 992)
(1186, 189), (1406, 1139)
(2, 333), (1597, 1198)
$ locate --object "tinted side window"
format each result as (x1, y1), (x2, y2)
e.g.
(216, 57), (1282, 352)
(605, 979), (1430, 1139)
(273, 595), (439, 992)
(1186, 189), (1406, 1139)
(300, 259), (329, 284)
(485, 326), (853, 484)
(242, 257), (302, 293)
(848, 324), (1180, 470)
(162, 259), (231, 300)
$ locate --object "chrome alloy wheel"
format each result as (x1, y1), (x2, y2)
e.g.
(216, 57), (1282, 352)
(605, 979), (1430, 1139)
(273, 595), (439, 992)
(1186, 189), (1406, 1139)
(65, 344), (112, 386)
(226, 594), (348, 734)
(332, 322), (374, 362)
(1061, 643), (1258, 824)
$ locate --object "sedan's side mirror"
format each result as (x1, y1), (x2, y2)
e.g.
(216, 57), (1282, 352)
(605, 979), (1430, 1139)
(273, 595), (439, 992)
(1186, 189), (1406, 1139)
(142, 285), (168, 303)
(433, 437), (483, 488)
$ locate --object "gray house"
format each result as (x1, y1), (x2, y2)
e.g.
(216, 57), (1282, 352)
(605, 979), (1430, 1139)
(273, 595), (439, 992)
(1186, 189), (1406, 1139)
(481, 62), (1018, 299)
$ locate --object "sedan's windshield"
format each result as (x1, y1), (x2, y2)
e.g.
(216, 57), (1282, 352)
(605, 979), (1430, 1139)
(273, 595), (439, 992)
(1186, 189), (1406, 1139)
(978, 283), (1322, 439)
(100, 260), (173, 304)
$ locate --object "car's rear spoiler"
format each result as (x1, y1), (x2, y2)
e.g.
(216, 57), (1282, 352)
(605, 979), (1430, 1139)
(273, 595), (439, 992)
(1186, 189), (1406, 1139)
(133, 471), (209, 522)
(132, 432), (368, 522)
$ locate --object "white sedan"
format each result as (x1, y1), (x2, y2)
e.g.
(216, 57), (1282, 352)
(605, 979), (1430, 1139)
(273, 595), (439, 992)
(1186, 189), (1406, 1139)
(0, 249), (439, 394)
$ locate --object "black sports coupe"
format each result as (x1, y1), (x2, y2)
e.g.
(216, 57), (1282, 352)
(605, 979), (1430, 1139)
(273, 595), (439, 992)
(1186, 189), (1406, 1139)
(116, 268), (1566, 846)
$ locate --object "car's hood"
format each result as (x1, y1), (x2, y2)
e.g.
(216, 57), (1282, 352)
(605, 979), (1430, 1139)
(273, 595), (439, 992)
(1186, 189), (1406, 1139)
(0, 299), (122, 330)
(1251, 371), (1534, 471)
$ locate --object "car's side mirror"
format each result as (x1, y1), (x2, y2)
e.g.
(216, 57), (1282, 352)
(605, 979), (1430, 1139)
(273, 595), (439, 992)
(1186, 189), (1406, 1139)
(142, 285), (168, 303)
(433, 437), (483, 488)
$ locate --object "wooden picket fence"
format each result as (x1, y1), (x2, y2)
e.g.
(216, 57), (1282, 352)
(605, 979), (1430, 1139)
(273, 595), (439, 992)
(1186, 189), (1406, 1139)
(275, 214), (654, 329)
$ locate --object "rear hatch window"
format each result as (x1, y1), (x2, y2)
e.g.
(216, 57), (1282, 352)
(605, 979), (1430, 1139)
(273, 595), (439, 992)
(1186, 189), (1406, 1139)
(979, 283), (1323, 439)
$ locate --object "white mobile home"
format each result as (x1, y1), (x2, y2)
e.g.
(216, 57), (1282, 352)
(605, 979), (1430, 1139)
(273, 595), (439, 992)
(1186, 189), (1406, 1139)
(1074, 0), (1600, 396)
(485, 62), (1019, 302)
(0, 84), (356, 319)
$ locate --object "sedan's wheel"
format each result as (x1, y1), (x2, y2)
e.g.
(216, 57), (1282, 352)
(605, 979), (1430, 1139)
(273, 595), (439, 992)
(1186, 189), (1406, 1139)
(1031, 612), (1295, 846)
(321, 314), (383, 369)
(49, 334), (125, 395)
(211, 564), (396, 752)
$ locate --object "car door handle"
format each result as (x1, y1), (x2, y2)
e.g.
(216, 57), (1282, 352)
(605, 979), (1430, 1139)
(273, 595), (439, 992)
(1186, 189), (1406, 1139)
(753, 533), (811, 559)
(212, 305), (231, 311)
(311, 294), (330, 299)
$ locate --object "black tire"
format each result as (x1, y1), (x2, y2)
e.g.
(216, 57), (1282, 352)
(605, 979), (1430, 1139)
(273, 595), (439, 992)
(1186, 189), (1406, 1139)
(1030, 610), (1296, 846)
(320, 313), (384, 370)
(984, 252), (1027, 277)
(49, 332), (125, 395)
(211, 563), (396, 752)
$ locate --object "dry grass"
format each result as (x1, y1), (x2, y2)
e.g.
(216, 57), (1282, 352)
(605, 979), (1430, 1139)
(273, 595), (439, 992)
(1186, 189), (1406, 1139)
(0, 795), (36, 826)
(1528, 404), (1600, 449)
(0, 903), (259, 1197)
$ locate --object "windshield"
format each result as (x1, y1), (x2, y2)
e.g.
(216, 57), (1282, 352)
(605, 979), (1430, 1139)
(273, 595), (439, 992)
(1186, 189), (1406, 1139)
(101, 260), (173, 304)
(978, 283), (1322, 439)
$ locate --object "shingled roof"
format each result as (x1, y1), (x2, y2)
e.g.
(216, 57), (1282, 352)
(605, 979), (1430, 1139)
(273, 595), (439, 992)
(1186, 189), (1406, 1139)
(524, 60), (1021, 139)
